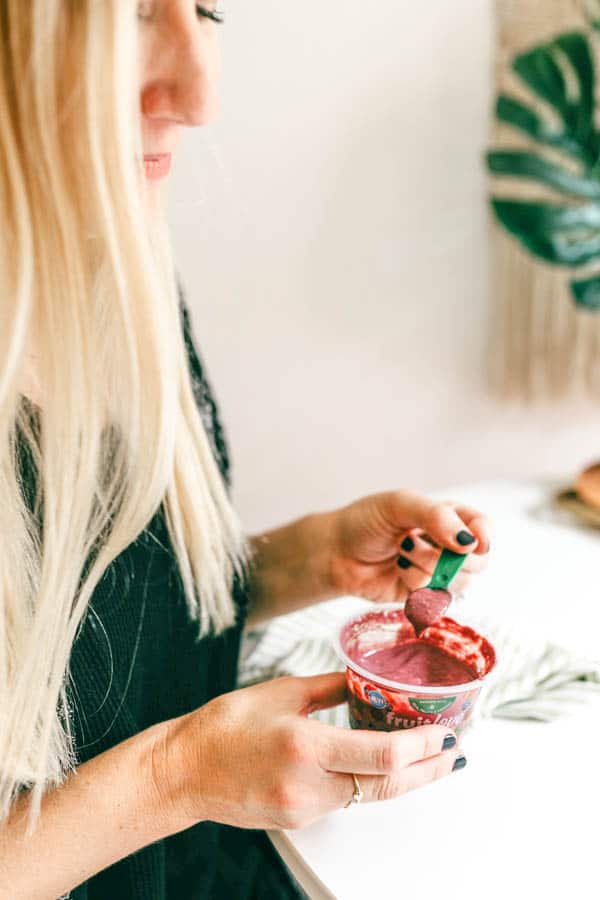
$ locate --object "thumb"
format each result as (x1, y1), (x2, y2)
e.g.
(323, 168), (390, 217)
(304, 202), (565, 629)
(296, 671), (348, 716)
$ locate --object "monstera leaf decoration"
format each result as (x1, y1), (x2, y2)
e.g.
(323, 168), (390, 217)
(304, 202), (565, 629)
(487, 22), (600, 310)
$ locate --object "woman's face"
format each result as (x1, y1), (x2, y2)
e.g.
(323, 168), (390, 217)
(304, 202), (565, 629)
(137, 1), (223, 211)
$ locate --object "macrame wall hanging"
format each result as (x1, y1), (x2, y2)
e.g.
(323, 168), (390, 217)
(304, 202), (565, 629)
(489, 0), (600, 403)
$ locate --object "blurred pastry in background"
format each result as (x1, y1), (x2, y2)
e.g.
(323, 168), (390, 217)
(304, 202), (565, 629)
(575, 463), (600, 511)
(555, 461), (600, 527)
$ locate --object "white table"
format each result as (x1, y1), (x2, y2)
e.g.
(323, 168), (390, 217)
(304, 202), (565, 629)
(267, 481), (600, 900)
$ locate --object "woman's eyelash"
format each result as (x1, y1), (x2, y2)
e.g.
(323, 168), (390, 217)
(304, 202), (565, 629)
(137, 4), (224, 25)
(196, 5), (225, 24)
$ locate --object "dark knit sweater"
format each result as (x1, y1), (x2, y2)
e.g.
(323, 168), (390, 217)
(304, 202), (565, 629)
(20, 287), (307, 899)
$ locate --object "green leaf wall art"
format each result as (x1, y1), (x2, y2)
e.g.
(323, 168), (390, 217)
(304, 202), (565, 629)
(488, 0), (600, 401)
(488, 30), (600, 307)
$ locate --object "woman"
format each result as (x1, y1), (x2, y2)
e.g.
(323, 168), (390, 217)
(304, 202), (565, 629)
(0, 2), (490, 898)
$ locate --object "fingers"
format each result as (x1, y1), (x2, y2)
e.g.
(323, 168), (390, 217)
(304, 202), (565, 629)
(453, 506), (492, 556)
(394, 560), (430, 592)
(400, 533), (488, 577)
(398, 532), (441, 574)
(383, 492), (483, 555)
(259, 672), (347, 717)
(322, 747), (464, 808)
(420, 503), (482, 554)
(313, 722), (456, 775)
(293, 672), (348, 716)
(396, 532), (487, 606)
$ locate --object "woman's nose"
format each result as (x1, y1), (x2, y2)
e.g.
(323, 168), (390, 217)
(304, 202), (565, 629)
(140, 17), (221, 127)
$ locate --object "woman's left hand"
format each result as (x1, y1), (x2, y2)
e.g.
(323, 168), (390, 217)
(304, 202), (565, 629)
(327, 490), (491, 604)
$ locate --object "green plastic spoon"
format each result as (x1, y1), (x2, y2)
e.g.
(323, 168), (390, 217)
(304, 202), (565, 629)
(404, 548), (468, 637)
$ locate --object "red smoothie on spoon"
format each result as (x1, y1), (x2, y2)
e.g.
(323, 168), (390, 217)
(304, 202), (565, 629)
(404, 586), (452, 638)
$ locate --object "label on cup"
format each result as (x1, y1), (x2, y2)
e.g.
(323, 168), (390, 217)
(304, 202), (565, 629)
(409, 696), (456, 714)
(345, 668), (483, 733)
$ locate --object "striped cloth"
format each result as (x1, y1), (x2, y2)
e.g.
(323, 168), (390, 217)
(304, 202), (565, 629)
(238, 597), (600, 728)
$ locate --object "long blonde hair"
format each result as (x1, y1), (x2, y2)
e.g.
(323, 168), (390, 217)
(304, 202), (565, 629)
(0, 0), (248, 833)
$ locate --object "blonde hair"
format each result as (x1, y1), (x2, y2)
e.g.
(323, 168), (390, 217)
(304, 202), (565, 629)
(0, 0), (248, 833)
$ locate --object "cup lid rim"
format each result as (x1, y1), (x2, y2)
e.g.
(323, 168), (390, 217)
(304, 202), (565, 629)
(332, 602), (490, 695)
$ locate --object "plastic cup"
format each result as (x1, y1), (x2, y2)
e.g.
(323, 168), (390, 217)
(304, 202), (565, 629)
(334, 604), (496, 734)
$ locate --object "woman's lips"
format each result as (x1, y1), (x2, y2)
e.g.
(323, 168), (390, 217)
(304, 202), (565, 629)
(143, 153), (172, 180)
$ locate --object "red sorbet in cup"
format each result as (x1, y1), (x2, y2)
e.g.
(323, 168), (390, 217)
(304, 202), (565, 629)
(335, 605), (496, 733)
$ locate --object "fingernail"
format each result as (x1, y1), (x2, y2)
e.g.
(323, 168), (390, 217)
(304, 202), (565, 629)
(401, 536), (415, 553)
(456, 531), (476, 546)
(397, 556), (412, 570)
(442, 734), (456, 751)
(452, 755), (467, 771)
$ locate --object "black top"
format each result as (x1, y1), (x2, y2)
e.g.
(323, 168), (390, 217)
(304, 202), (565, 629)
(20, 286), (306, 899)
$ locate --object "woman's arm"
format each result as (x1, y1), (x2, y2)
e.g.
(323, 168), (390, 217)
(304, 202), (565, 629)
(245, 511), (338, 629)
(0, 722), (176, 900)
(1, 674), (465, 900)
(244, 492), (491, 630)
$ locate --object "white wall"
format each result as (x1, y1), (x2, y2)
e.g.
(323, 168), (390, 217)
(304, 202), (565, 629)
(169, 0), (600, 534)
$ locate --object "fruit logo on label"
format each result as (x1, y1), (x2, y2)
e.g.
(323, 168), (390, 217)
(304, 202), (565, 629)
(366, 689), (389, 710)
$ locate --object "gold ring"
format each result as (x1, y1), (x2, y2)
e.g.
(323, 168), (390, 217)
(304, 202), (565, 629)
(344, 773), (363, 808)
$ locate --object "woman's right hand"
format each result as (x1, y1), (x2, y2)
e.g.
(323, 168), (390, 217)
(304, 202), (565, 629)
(154, 672), (465, 832)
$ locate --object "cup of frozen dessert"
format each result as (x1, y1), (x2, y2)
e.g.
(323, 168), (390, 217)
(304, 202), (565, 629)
(334, 604), (496, 733)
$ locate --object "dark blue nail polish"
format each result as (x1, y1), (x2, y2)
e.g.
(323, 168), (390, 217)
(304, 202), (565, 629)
(442, 734), (456, 751)
(397, 556), (412, 570)
(452, 755), (467, 771)
(457, 531), (476, 546)
(401, 536), (415, 552)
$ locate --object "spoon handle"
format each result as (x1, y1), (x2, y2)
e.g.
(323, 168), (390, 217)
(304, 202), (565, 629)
(428, 548), (468, 591)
